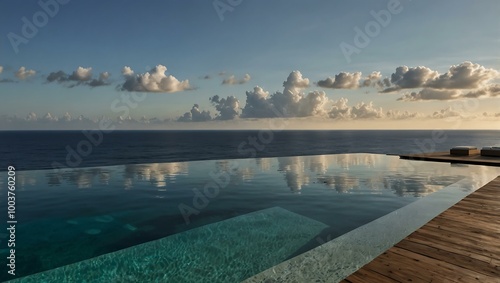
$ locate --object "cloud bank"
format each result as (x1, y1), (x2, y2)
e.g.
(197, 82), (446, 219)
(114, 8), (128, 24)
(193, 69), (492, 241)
(178, 104), (212, 122)
(317, 72), (362, 89)
(382, 62), (500, 100)
(241, 71), (330, 118)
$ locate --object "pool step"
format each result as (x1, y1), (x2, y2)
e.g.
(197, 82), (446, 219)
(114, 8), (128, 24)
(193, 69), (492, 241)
(12, 207), (327, 283)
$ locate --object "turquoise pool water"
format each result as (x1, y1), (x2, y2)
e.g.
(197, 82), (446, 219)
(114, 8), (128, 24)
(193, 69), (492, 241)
(2, 154), (499, 282)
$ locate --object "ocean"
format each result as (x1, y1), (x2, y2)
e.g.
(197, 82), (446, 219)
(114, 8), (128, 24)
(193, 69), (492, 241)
(1, 130), (498, 171)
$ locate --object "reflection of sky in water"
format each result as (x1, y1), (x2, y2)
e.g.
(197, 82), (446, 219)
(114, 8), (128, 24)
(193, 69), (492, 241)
(123, 162), (188, 189)
(7, 153), (499, 198)
(3, 154), (500, 281)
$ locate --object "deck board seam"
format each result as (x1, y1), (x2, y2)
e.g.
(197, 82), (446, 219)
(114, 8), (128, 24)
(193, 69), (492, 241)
(343, 175), (500, 282)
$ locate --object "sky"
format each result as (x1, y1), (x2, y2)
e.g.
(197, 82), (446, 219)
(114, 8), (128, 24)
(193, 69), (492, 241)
(0, 0), (499, 130)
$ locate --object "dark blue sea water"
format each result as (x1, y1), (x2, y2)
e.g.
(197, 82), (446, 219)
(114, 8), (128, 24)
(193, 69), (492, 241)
(1, 130), (499, 171)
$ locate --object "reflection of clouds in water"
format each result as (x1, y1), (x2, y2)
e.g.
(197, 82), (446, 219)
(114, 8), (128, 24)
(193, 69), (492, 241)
(13, 172), (37, 188)
(455, 166), (500, 193)
(278, 157), (310, 192)
(384, 177), (441, 197)
(277, 154), (484, 197)
(278, 154), (379, 192)
(309, 155), (328, 174)
(333, 154), (378, 169)
(46, 168), (109, 189)
(361, 176), (386, 191)
(29, 154), (500, 197)
(317, 173), (359, 193)
(237, 167), (254, 182)
(124, 162), (188, 189)
(214, 160), (254, 183)
(255, 158), (272, 172)
(123, 178), (133, 190)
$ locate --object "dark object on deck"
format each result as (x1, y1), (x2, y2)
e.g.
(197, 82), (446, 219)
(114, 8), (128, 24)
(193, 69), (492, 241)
(450, 146), (479, 156)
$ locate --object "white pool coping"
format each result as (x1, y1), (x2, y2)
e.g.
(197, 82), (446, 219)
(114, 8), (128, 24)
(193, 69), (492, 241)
(243, 170), (500, 283)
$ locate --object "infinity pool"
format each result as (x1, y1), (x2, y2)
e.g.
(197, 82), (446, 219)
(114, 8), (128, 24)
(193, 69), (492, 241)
(2, 154), (499, 282)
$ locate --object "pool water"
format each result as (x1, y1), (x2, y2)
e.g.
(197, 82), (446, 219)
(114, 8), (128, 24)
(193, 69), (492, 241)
(2, 154), (499, 282)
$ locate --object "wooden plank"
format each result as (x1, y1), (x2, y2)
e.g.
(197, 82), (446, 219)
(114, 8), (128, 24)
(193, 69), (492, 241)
(438, 210), (500, 229)
(389, 247), (496, 282)
(459, 197), (500, 207)
(425, 218), (500, 240)
(410, 228), (500, 259)
(344, 176), (500, 282)
(362, 250), (468, 282)
(358, 251), (442, 282)
(404, 236), (500, 267)
(413, 226), (500, 251)
(424, 218), (500, 243)
(395, 240), (500, 278)
(451, 202), (500, 216)
(339, 267), (399, 283)
(407, 232), (500, 261)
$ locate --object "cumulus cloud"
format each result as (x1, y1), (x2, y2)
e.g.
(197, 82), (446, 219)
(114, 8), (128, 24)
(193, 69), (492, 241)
(26, 112), (37, 121)
(241, 71), (329, 118)
(382, 62), (499, 96)
(222, 74), (251, 85)
(120, 65), (192, 93)
(398, 88), (461, 101)
(296, 90), (330, 117)
(362, 71), (383, 87)
(283, 70), (310, 95)
(431, 107), (463, 119)
(47, 70), (67, 83)
(382, 66), (439, 92)
(317, 72), (362, 89)
(68, 67), (92, 81)
(178, 104), (212, 122)
(122, 66), (134, 76)
(88, 72), (111, 87)
(42, 112), (58, 122)
(386, 110), (421, 119)
(62, 112), (72, 122)
(463, 84), (500, 98)
(241, 86), (277, 118)
(327, 98), (351, 119)
(46, 67), (110, 87)
(209, 95), (240, 120)
(328, 98), (384, 119)
(426, 61), (499, 89)
(15, 67), (36, 80)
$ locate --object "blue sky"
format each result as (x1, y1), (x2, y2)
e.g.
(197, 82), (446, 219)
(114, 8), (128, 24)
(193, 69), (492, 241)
(0, 0), (499, 129)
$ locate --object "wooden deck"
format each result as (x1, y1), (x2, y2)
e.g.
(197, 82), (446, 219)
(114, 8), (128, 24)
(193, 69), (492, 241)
(341, 176), (500, 283)
(399, 152), (500, 167)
